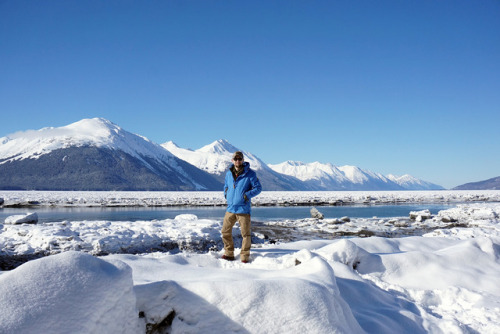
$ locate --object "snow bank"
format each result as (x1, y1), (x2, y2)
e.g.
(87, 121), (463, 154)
(347, 236), (500, 333)
(0, 251), (141, 334)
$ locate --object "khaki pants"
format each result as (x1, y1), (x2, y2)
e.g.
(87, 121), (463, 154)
(221, 212), (251, 261)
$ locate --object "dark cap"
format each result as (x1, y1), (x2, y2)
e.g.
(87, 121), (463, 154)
(232, 151), (244, 159)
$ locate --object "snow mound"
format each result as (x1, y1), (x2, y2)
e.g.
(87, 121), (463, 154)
(316, 239), (382, 274)
(349, 236), (500, 333)
(133, 254), (363, 333)
(0, 251), (141, 334)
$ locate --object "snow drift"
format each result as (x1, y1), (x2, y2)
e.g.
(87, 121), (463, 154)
(0, 251), (142, 334)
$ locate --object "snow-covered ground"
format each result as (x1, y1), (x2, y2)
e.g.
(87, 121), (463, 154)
(1, 191), (500, 333)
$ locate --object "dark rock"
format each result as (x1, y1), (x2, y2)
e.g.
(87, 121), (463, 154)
(146, 310), (176, 334)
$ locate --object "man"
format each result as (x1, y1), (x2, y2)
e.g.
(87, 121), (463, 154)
(222, 151), (262, 263)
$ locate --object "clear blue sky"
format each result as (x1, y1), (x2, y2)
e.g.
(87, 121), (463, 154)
(1, 0), (499, 189)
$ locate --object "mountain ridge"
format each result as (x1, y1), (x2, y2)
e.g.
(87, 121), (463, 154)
(162, 139), (310, 191)
(1, 118), (445, 191)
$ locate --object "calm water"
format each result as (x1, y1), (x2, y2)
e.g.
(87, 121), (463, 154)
(0, 204), (455, 223)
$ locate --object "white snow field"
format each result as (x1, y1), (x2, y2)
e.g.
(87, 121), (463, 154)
(1, 191), (499, 333)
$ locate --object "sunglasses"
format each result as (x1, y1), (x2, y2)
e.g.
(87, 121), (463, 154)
(233, 158), (243, 161)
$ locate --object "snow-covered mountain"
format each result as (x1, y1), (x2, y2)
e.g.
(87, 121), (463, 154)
(163, 139), (246, 176)
(269, 161), (443, 191)
(387, 174), (444, 190)
(162, 140), (309, 191)
(0, 118), (222, 191)
(0, 118), (160, 164)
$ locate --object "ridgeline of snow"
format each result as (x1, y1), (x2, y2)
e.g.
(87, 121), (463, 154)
(269, 161), (349, 183)
(387, 174), (444, 190)
(164, 142), (442, 191)
(337, 165), (389, 185)
(269, 161), (396, 189)
(270, 161), (443, 190)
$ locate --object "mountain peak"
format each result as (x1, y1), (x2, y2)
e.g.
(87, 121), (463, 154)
(64, 118), (123, 140)
(198, 139), (239, 154)
(0, 117), (173, 164)
(279, 161), (306, 167)
(162, 141), (186, 151)
(4, 117), (120, 142)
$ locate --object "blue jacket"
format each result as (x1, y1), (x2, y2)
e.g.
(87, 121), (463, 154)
(224, 162), (262, 214)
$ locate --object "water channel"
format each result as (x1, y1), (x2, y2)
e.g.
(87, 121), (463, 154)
(0, 203), (456, 223)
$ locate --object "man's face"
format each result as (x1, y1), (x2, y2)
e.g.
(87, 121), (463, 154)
(233, 156), (244, 168)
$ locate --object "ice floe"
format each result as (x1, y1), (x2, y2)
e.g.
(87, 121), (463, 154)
(1, 190), (500, 207)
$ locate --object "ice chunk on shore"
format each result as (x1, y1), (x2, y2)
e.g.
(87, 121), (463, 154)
(175, 214), (198, 221)
(409, 209), (432, 221)
(310, 207), (324, 219)
(4, 212), (38, 224)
